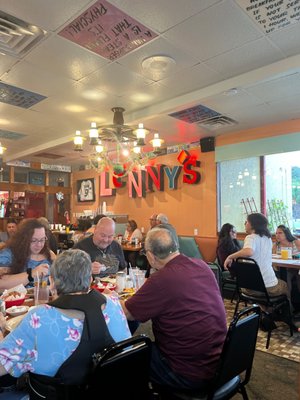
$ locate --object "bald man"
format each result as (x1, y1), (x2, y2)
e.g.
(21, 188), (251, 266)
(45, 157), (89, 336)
(149, 214), (158, 229)
(73, 217), (126, 277)
(122, 227), (227, 391)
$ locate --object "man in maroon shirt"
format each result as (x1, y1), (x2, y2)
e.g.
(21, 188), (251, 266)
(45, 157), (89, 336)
(122, 227), (227, 391)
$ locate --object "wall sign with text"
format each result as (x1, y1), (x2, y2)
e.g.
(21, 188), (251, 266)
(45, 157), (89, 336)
(99, 151), (201, 198)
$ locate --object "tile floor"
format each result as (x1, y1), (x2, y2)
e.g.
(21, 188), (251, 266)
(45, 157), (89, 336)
(224, 298), (300, 363)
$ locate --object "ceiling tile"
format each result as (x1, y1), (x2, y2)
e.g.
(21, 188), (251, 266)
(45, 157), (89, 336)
(24, 35), (109, 81)
(108, 0), (221, 33)
(0, 0), (92, 31)
(119, 37), (199, 81)
(164, 1), (263, 61)
(268, 23), (300, 58)
(205, 38), (284, 80)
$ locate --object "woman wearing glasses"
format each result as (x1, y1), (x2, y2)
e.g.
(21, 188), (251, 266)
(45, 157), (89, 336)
(0, 218), (55, 290)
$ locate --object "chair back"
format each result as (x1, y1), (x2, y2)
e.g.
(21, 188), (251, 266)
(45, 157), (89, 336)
(88, 334), (152, 399)
(178, 236), (203, 258)
(232, 257), (269, 297)
(211, 305), (261, 393)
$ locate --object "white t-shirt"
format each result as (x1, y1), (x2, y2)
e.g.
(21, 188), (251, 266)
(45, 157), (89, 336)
(124, 228), (143, 242)
(243, 233), (278, 288)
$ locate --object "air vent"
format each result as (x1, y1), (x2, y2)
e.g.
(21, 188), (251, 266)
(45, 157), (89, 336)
(169, 104), (237, 129)
(0, 11), (46, 57)
(34, 152), (63, 159)
(169, 104), (220, 124)
(0, 82), (46, 108)
(0, 129), (26, 140)
(198, 115), (237, 129)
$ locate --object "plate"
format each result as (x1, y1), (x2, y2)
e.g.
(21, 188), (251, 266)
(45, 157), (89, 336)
(100, 277), (116, 284)
(5, 297), (26, 309)
(92, 282), (117, 292)
(6, 305), (29, 316)
(272, 255), (281, 259)
(5, 314), (26, 332)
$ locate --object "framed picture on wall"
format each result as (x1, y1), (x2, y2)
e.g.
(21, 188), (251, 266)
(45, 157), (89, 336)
(77, 178), (95, 202)
(28, 172), (45, 186)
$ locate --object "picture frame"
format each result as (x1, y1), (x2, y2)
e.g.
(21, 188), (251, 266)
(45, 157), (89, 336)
(77, 178), (95, 202)
(28, 172), (45, 186)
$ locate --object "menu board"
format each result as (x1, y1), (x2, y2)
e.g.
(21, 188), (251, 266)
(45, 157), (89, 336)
(59, 0), (157, 60)
(236, 0), (300, 34)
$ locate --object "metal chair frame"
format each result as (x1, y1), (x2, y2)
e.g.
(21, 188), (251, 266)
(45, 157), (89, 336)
(232, 257), (293, 349)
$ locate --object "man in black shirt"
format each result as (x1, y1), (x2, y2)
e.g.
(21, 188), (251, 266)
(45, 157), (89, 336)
(73, 217), (126, 277)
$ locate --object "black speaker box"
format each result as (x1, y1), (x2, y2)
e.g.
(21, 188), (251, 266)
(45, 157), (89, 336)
(200, 136), (215, 152)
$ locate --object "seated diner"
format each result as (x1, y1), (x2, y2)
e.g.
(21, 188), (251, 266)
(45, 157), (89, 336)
(0, 249), (131, 398)
(0, 218), (55, 290)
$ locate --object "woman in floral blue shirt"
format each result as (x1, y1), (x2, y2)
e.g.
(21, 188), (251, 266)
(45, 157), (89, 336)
(0, 250), (131, 386)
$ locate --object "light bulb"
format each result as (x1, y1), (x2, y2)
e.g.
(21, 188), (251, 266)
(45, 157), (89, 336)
(73, 131), (83, 151)
(89, 122), (98, 145)
(136, 123), (146, 139)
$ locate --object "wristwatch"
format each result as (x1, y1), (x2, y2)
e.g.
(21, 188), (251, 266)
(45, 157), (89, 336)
(27, 268), (34, 283)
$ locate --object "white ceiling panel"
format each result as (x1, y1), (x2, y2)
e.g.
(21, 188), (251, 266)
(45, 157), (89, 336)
(160, 63), (221, 99)
(204, 38), (284, 80)
(267, 23), (300, 58)
(0, 0), (92, 31)
(108, 0), (222, 33)
(163, 1), (263, 62)
(246, 73), (300, 102)
(25, 35), (109, 81)
(118, 37), (199, 81)
(79, 62), (152, 97)
(0, 60), (75, 96)
(0, 0), (299, 166)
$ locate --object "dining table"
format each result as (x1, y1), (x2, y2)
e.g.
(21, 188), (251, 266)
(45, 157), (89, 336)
(121, 243), (142, 252)
(272, 257), (300, 270)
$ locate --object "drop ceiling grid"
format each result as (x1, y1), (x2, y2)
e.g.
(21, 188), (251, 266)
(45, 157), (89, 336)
(203, 37), (285, 80)
(107, 0), (221, 34)
(163, 1), (263, 63)
(117, 37), (199, 80)
(22, 35), (109, 82)
(0, 0), (93, 32)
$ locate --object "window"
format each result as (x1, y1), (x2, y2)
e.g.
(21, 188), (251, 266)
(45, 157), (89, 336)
(218, 151), (300, 234)
(218, 157), (260, 232)
(265, 152), (300, 234)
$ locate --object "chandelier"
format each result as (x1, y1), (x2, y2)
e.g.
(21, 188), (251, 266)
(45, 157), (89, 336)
(73, 107), (164, 176)
(0, 143), (6, 155)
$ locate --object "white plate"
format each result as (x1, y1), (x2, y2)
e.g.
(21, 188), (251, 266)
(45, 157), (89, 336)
(5, 314), (26, 332)
(272, 255), (281, 259)
(6, 305), (29, 317)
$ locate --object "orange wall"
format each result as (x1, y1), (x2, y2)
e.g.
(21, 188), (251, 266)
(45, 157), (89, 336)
(72, 118), (300, 240)
(72, 149), (217, 237)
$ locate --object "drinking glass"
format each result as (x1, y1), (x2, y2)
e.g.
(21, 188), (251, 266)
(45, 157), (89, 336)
(34, 275), (49, 305)
(281, 248), (289, 260)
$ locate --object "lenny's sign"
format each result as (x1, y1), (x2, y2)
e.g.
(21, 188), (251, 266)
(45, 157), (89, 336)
(99, 151), (201, 198)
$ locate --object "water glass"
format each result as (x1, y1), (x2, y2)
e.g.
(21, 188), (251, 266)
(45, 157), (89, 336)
(135, 270), (146, 290)
(34, 276), (49, 305)
(116, 271), (126, 293)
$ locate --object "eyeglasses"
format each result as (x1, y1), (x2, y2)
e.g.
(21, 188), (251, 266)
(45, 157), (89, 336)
(141, 249), (150, 256)
(31, 237), (47, 244)
(149, 218), (156, 221)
